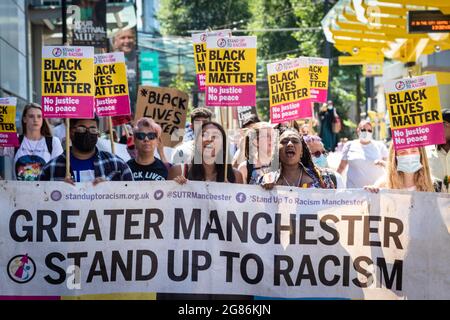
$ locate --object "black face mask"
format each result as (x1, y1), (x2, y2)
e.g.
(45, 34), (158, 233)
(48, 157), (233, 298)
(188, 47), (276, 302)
(72, 132), (98, 152)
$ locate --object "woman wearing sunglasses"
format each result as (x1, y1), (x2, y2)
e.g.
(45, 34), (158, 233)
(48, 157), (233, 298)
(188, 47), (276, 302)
(303, 134), (345, 188)
(259, 129), (335, 190)
(126, 117), (168, 181)
(337, 120), (388, 188)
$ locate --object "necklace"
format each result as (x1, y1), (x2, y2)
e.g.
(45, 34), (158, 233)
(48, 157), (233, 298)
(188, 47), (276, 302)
(282, 168), (303, 187)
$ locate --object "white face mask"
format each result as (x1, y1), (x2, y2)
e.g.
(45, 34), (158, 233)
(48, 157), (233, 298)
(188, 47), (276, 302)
(358, 131), (372, 142)
(396, 154), (422, 173)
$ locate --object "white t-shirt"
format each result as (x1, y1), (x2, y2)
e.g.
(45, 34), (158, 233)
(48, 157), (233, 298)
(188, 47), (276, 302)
(0, 136), (63, 180)
(53, 123), (66, 146)
(341, 139), (388, 188)
(96, 137), (131, 162)
(171, 140), (194, 165)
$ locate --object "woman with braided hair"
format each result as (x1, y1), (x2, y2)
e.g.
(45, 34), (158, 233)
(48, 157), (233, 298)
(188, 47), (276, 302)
(258, 128), (335, 189)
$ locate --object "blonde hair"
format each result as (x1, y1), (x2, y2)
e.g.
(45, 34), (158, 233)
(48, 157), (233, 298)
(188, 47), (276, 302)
(386, 144), (434, 192)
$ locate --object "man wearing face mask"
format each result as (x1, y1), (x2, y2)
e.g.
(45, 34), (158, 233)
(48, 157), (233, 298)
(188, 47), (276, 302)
(337, 120), (388, 188)
(39, 117), (133, 184)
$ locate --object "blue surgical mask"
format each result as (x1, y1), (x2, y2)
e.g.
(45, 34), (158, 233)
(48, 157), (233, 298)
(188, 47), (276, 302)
(396, 154), (422, 173)
(313, 154), (328, 168)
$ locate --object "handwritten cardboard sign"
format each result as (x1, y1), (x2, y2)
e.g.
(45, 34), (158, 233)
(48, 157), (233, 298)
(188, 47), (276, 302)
(135, 86), (188, 148)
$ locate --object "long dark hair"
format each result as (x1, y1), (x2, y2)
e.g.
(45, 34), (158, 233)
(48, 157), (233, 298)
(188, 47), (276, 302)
(188, 121), (235, 183)
(21, 103), (52, 137)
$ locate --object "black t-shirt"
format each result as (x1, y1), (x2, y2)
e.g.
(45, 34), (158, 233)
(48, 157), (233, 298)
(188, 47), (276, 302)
(127, 158), (168, 181)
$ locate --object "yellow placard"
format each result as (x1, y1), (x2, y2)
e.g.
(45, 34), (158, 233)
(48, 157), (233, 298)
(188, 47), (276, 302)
(386, 85), (442, 129)
(193, 43), (206, 74)
(269, 67), (310, 107)
(95, 62), (129, 98)
(0, 104), (16, 132)
(206, 48), (257, 86)
(309, 65), (329, 90)
(42, 58), (94, 97)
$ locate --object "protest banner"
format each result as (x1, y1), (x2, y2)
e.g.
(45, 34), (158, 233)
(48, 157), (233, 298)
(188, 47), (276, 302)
(205, 36), (257, 107)
(94, 52), (131, 117)
(307, 57), (329, 103)
(0, 181), (448, 299)
(192, 29), (231, 91)
(0, 97), (19, 147)
(41, 46), (95, 118)
(237, 106), (258, 128)
(135, 86), (188, 148)
(268, 58), (311, 123)
(385, 74), (445, 150)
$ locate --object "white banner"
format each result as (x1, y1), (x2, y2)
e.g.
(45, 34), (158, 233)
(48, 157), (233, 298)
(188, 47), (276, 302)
(0, 181), (449, 299)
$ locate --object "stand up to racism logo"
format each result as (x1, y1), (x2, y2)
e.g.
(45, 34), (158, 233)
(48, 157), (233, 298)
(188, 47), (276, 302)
(7, 254), (36, 284)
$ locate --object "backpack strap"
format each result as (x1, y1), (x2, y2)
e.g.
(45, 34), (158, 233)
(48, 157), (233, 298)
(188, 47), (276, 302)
(14, 135), (24, 156)
(45, 136), (53, 155)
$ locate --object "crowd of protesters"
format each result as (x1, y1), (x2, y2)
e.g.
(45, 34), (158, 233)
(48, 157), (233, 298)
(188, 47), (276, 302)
(0, 101), (448, 195)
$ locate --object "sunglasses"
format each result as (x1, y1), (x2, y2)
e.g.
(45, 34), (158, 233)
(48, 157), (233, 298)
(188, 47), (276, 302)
(280, 137), (301, 145)
(312, 151), (324, 158)
(360, 129), (372, 133)
(134, 132), (157, 141)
